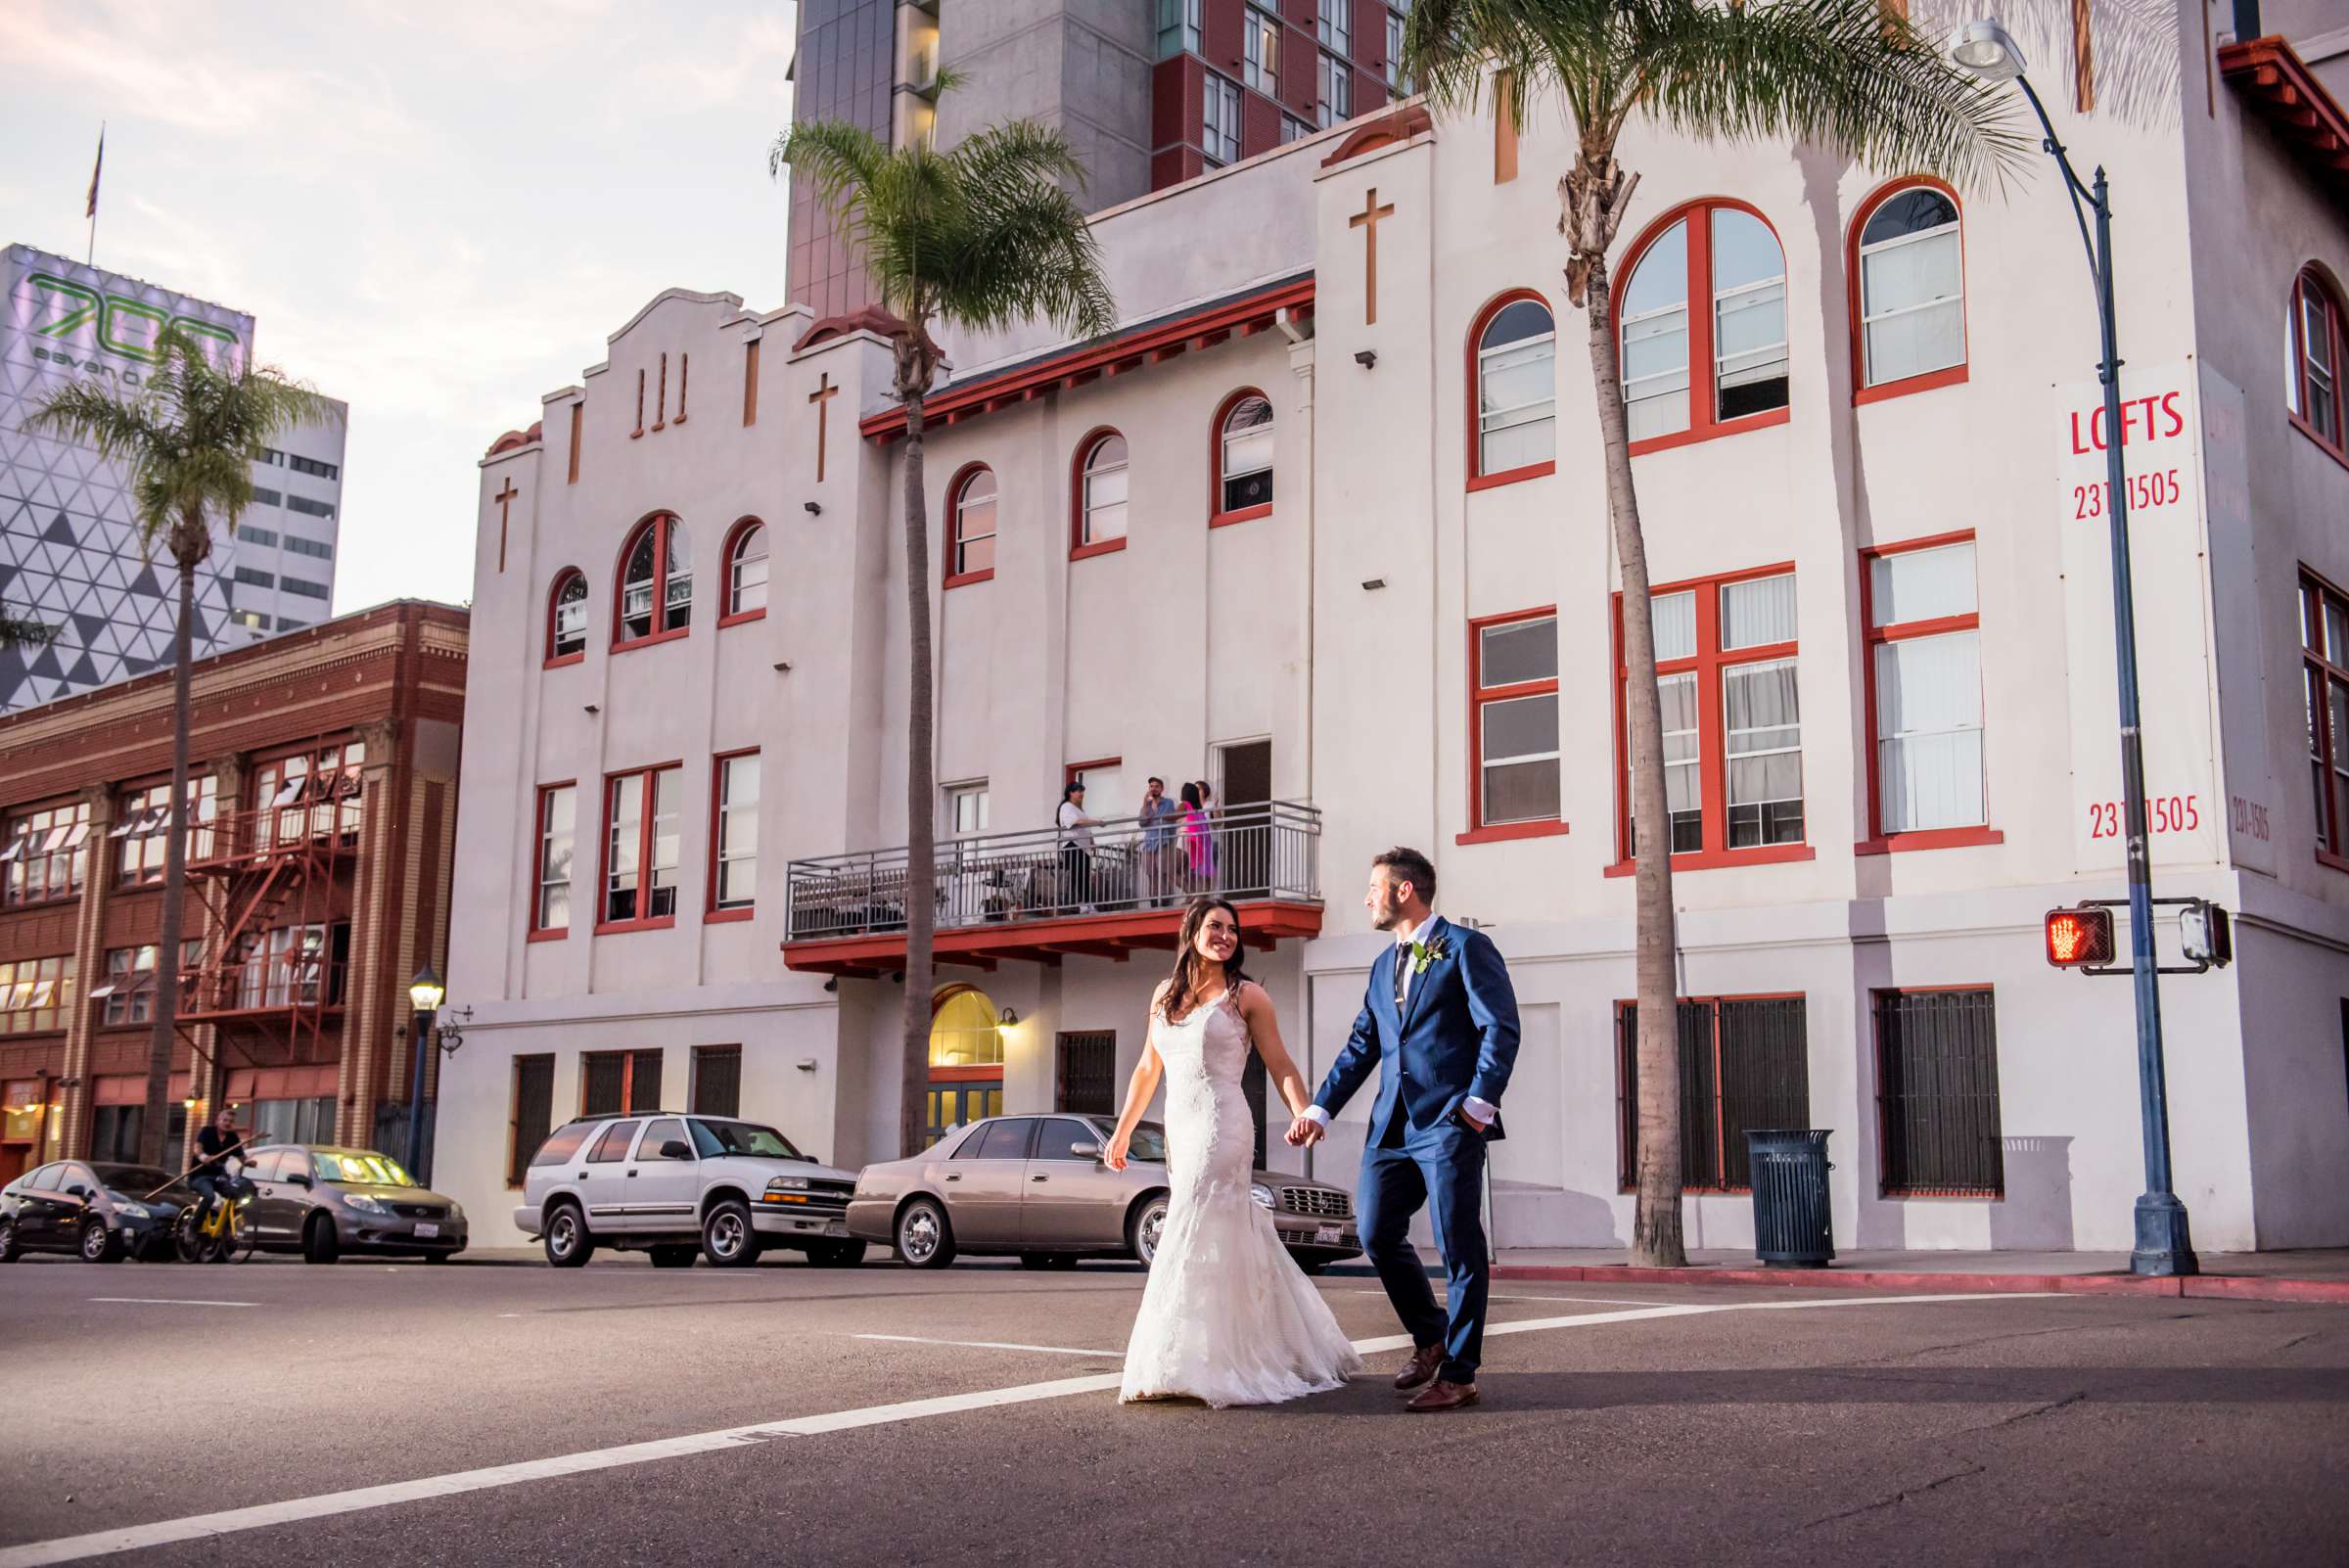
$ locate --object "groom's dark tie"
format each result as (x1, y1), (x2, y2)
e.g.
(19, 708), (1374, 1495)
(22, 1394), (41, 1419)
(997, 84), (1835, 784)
(1393, 943), (1410, 1008)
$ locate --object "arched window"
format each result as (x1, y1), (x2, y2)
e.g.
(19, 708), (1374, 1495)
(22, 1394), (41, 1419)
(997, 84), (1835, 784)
(1073, 431), (1129, 555)
(1214, 391), (1274, 523)
(723, 520), (768, 622)
(2288, 266), (2344, 453)
(1855, 183), (1966, 395)
(1470, 293), (1556, 484)
(615, 513), (690, 647)
(946, 466), (997, 585)
(547, 570), (588, 664)
(1620, 202), (1789, 449)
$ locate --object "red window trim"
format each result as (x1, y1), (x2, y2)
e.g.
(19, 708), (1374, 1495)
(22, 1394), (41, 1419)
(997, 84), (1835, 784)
(2289, 266), (2348, 464)
(717, 517), (768, 628)
(1847, 177), (1971, 407)
(529, 780), (576, 941)
(1464, 288), (1558, 492)
(1607, 559), (1813, 874)
(1209, 387), (1275, 528)
(707, 749), (759, 920)
(612, 512), (691, 651)
(594, 761), (682, 935)
(944, 462), (998, 588)
(1459, 605), (1568, 845)
(577, 1049), (664, 1117)
(1854, 530), (2003, 854)
(2304, 567), (2349, 869)
(1069, 427), (1130, 561)
(1617, 200), (1793, 458)
(1869, 984), (2003, 1200)
(544, 566), (586, 668)
(1613, 990), (1808, 1195)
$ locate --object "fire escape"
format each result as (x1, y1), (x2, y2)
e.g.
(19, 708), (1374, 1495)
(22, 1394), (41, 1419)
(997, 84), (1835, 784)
(170, 757), (363, 1080)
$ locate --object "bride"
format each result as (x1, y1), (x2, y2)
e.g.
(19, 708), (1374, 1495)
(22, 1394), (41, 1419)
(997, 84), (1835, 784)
(1105, 897), (1363, 1407)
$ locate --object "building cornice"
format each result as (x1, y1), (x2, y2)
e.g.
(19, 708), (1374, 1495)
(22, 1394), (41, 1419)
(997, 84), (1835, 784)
(2221, 36), (2349, 204)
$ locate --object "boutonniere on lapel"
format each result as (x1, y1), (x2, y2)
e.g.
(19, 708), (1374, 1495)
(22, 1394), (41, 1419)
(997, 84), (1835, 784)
(1409, 935), (1452, 977)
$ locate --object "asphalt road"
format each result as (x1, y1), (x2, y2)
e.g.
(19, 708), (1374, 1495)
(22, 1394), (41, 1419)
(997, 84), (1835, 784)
(2, 1251), (2343, 1568)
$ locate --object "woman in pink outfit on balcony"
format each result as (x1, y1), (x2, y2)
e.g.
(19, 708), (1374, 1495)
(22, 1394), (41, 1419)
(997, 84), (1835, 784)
(1179, 781), (1216, 890)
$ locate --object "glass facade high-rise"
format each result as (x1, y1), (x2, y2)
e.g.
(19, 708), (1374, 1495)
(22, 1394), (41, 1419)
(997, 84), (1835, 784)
(786, 0), (902, 320)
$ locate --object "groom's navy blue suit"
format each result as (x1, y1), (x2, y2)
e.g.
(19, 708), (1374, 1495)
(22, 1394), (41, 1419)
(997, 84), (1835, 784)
(1313, 916), (1521, 1385)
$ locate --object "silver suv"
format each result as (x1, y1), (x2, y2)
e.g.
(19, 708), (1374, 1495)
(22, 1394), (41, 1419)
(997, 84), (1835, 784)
(514, 1112), (863, 1268)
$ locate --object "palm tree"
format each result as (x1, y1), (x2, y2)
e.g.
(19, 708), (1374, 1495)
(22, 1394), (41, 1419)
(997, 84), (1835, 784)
(1404, 0), (2023, 1266)
(771, 118), (1117, 1158)
(29, 331), (331, 1167)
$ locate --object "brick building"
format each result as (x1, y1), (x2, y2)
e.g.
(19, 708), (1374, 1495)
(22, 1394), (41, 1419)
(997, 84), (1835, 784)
(0, 601), (467, 1181)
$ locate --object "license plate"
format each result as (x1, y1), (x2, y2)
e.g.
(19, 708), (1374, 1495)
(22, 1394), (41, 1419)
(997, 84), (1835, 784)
(824, 1221), (850, 1237)
(414, 1222), (439, 1238)
(1314, 1224), (1342, 1246)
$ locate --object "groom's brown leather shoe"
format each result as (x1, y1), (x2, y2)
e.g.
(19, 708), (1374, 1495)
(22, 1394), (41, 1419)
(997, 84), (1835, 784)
(1393, 1343), (1444, 1392)
(1405, 1379), (1480, 1413)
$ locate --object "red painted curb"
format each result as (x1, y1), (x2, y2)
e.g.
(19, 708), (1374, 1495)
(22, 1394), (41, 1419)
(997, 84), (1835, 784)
(1490, 1264), (2349, 1305)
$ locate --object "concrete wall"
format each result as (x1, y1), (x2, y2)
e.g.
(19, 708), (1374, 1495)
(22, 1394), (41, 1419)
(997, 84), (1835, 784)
(934, 0), (1157, 214)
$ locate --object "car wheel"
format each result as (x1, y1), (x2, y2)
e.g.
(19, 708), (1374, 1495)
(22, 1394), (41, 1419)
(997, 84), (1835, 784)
(894, 1197), (956, 1269)
(543, 1202), (594, 1268)
(701, 1200), (760, 1268)
(1128, 1194), (1170, 1267)
(649, 1244), (699, 1268)
(0, 1219), (21, 1263)
(80, 1219), (123, 1264)
(302, 1213), (341, 1266)
(807, 1239), (866, 1268)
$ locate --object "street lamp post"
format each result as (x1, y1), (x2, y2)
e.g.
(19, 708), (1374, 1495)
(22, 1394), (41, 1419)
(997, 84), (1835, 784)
(404, 965), (445, 1179)
(1953, 20), (2194, 1276)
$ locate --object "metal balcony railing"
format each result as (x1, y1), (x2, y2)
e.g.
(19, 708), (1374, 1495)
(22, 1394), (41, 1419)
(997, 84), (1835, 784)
(785, 801), (1321, 944)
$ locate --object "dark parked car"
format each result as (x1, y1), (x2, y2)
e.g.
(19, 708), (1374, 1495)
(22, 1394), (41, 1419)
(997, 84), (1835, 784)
(0, 1161), (180, 1263)
(241, 1145), (468, 1263)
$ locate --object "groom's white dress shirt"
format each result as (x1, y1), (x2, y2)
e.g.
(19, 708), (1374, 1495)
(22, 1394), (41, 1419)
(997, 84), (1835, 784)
(1302, 907), (1498, 1131)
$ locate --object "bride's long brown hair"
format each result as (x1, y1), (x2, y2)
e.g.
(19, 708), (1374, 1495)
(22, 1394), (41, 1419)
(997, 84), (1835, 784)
(1157, 897), (1252, 1021)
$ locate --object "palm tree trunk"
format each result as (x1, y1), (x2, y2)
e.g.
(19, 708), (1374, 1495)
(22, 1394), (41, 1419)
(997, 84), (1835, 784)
(139, 545), (200, 1169)
(1581, 241), (1686, 1269)
(898, 386), (938, 1160)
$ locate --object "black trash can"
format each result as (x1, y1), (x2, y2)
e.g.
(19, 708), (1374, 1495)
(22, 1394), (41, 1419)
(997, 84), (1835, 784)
(1745, 1130), (1835, 1268)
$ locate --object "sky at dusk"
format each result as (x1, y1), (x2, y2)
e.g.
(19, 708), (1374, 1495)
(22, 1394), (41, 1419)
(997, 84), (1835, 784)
(1, 0), (802, 615)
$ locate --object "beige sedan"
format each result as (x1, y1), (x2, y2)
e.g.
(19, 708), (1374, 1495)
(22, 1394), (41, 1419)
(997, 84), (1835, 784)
(847, 1113), (1361, 1271)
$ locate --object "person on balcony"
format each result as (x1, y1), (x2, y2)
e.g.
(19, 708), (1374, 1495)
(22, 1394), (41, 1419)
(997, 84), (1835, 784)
(1057, 780), (1100, 915)
(1138, 777), (1179, 906)
(1178, 782), (1216, 892)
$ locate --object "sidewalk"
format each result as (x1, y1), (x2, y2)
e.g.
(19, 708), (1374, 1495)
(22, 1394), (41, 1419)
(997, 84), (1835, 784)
(1479, 1245), (2349, 1303)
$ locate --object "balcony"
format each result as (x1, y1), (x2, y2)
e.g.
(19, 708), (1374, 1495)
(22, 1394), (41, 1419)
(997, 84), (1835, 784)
(782, 802), (1323, 977)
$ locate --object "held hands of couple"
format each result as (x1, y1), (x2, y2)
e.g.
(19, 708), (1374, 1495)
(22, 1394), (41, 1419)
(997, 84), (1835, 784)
(1284, 1113), (1324, 1148)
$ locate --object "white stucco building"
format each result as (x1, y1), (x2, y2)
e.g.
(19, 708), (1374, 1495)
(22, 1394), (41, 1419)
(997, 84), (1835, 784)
(435, 1), (2349, 1258)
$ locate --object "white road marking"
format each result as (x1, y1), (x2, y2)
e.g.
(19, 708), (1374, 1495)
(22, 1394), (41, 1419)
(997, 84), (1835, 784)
(87, 1298), (256, 1309)
(0, 1292), (2020, 1568)
(1344, 1288), (1680, 1308)
(854, 1333), (1123, 1357)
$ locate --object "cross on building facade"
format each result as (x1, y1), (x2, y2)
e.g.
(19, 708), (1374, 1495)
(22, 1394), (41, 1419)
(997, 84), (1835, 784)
(808, 373), (839, 483)
(494, 478), (518, 573)
(1350, 188), (1396, 326)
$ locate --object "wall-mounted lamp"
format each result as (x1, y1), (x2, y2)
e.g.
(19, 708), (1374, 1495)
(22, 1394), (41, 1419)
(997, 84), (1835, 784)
(996, 1005), (1020, 1034)
(1361, 577), (1387, 591)
(435, 1005), (474, 1057)
(583, 703), (600, 715)
(773, 661), (792, 673)
(822, 976), (839, 992)
(804, 501), (822, 516)
(796, 1057), (819, 1072)
(1354, 348), (1377, 368)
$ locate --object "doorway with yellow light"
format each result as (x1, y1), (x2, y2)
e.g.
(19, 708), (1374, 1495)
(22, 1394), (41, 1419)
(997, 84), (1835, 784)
(925, 984), (1006, 1146)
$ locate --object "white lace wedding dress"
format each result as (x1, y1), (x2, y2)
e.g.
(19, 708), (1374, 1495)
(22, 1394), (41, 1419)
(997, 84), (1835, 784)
(1120, 989), (1363, 1407)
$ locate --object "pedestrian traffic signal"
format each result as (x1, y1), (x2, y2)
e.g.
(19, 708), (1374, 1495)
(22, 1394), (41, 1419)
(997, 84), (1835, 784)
(2045, 905), (2115, 967)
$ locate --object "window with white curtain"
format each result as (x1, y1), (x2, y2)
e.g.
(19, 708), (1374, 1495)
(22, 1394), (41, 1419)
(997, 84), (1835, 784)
(1860, 187), (1965, 389)
(1080, 434), (1129, 546)
(1473, 615), (1561, 826)
(1475, 299), (1556, 476)
(1630, 592), (1703, 853)
(1725, 659), (1803, 847)
(1868, 541), (1985, 835)
(1720, 573), (1797, 651)
(714, 753), (759, 911)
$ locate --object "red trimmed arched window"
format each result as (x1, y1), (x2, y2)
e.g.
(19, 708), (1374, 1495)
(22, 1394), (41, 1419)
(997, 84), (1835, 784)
(945, 465), (997, 586)
(1851, 180), (1967, 402)
(1212, 389), (1274, 525)
(615, 512), (691, 648)
(1618, 200), (1789, 453)
(546, 569), (587, 666)
(721, 518), (768, 623)
(1071, 430), (1129, 558)
(2288, 266), (2344, 456)
(1467, 290), (1556, 488)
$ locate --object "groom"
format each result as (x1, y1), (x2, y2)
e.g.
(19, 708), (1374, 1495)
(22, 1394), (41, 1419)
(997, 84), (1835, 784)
(1289, 847), (1521, 1412)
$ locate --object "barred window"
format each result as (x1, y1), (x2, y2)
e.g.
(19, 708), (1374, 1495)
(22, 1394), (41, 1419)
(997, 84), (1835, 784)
(1874, 990), (2004, 1196)
(691, 1045), (742, 1118)
(1617, 995), (1809, 1191)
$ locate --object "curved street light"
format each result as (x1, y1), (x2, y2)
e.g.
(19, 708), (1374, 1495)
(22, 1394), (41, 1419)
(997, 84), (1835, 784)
(1951, 19), (2195, 1277)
